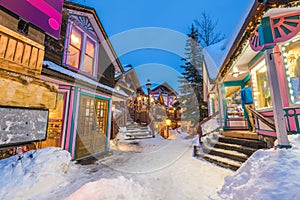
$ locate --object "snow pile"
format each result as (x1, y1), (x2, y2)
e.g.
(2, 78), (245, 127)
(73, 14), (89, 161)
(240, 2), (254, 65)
(65, 176), (149, 200)
(168, 129), (189, 140)
(219, 135), (300, 200)
(0, 147), (72, 200)
(201, 118), (220, 135)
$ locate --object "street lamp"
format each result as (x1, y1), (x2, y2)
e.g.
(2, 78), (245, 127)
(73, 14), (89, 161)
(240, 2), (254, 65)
(146, 79), (151, 109)
(165, 118), (172, 138)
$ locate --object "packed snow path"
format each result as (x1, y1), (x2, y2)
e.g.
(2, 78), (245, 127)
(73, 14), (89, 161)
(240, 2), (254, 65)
(65, 131), (233, 200)
(0, 131), (232, 200)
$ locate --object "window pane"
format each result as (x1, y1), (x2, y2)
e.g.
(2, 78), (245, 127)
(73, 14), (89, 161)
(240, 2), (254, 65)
(86, 39), (95, 57)
(282, 40), (300, 104)
(67, 45), (80, 68)
(251, 61), (272, 109)
(84, 55), (93, 74)
(70, 28), (82, 49)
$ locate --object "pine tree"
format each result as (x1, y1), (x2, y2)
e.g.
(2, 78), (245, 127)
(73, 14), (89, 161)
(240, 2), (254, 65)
(178, 24), (207, 126)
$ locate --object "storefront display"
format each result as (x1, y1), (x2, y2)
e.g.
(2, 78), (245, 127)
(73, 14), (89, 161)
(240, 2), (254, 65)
(41, 93), (65, 148)
(281, 38), (300, 104)
(251, 60), (272, 109)
(225, 86), (244, 118)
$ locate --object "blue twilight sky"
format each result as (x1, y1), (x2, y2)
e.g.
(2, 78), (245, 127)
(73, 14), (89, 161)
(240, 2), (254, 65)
(76, 0), (253, 91)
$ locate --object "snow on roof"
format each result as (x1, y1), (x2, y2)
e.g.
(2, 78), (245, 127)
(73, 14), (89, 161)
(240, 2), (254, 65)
(43, 61), (128, 98)
(203, 39), (226, 80)
(203, 0), (255, 80)
(217, 0), (255, 68)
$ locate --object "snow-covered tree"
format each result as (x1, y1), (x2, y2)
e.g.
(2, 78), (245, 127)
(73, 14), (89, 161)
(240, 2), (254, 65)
(178, 24), (206, 126)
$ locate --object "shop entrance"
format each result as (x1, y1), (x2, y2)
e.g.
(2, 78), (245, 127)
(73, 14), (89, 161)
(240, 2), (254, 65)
(76, 95), (108, 159)
(224, 85), (248, 130)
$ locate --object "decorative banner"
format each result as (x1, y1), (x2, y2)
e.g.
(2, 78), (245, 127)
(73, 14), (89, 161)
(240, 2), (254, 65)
(0, 0), (64, 38)
(0, 107), (48, 147)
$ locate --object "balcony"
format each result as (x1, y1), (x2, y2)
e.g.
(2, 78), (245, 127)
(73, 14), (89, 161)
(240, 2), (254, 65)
(0, 24), (44, 78)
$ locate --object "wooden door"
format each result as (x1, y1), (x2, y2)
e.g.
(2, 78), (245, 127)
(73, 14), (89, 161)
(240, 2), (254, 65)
(76, 95), (108, 159)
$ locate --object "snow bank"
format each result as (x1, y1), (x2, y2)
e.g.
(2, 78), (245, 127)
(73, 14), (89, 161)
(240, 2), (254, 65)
(66, 176), (149, 200)
(0, 147), (72, 200)
(201, 118), (220, 135)
(219, 135), (300, 200)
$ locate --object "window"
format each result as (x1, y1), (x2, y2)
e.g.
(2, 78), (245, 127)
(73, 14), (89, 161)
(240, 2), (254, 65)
(251, 60), (272, 109)
(66, 24), (97, 76)
(67, 28), (82, 69)
(281, 39), (300, 104)
(78, 95), (108, 135)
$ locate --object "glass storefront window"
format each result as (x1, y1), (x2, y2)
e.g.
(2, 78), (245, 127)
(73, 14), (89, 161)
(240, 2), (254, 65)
(281, 38), (300, 104)
(251, 60), (272, 109)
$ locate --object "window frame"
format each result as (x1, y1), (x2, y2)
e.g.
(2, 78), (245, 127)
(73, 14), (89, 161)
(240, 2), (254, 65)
(65, 20), (99, 78)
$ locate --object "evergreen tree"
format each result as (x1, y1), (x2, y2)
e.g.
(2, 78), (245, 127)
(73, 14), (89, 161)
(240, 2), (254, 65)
(178, 24), (207, 126)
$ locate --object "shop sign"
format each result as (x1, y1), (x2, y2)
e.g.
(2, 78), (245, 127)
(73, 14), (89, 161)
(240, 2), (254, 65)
(0, 107), (48, 147)
(0, 0), (64, 38)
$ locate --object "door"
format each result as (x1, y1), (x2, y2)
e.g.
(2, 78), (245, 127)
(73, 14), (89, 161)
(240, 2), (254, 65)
(76, 95), (108, 159)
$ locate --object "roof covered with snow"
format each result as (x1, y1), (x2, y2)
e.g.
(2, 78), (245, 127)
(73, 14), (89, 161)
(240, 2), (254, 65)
(203, 0), (255, 81)
(203, 39), (226, 80)
(43, 61), (128, 98)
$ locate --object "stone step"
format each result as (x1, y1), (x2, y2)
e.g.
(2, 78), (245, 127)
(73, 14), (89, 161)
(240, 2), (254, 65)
(125, 128), (151, 133)
(124, 135), (154, 140)
(125, 131), (152, 136)
(203, 145), (249, 163)
(218, 136), (267, 149)
(126, 126), (149, 130)
(214, 142), (257, 156)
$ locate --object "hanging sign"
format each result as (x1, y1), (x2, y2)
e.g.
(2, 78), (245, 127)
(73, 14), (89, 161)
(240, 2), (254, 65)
(0, 0), (64, 38)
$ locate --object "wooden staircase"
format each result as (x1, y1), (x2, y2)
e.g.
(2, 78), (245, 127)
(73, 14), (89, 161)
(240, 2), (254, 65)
(194, 131), (267, 171)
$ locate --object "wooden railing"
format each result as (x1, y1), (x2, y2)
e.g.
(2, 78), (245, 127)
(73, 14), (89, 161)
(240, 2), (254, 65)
(0, 25), (44, 78)
(247, 107), (275, 131)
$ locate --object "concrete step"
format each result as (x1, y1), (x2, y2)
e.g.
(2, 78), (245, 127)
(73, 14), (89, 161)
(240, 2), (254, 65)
(218, 136), (267, 149)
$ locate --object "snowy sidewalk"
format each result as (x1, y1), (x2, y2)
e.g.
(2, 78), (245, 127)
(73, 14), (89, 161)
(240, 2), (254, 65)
(67, 133), (233, 200)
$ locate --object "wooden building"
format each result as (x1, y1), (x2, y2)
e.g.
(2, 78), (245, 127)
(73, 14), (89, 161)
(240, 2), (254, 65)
(0, 2), (61, 152)
(204, 0), (300, 148)
(41, 2), (125, 160)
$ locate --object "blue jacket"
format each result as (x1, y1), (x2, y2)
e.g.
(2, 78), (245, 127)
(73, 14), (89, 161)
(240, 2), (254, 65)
(241, 87), (253, 104)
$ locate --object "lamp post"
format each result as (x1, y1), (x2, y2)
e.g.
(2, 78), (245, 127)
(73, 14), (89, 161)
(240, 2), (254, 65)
(165, 118), (172, 138)
(146, 79), (151, 109)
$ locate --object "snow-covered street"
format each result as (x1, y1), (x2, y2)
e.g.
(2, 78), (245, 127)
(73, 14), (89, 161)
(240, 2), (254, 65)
(0, 130), (232, 200)
(57, 130), (232, 200)
(2, 129), (300, 200)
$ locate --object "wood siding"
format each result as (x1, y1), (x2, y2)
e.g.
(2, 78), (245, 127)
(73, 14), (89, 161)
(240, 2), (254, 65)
(0, 25), (45, 78)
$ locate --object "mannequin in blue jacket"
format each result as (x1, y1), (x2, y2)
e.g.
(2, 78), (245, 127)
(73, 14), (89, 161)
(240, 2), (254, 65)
(241, 81), (256, 132)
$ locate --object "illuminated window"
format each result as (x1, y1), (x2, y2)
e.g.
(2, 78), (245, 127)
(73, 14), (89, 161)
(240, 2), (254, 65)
(66, 24), (97, 76)
(251, 60), (272, 109)
(281, 38), (300, 104)
(67, 28), (82, 68)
